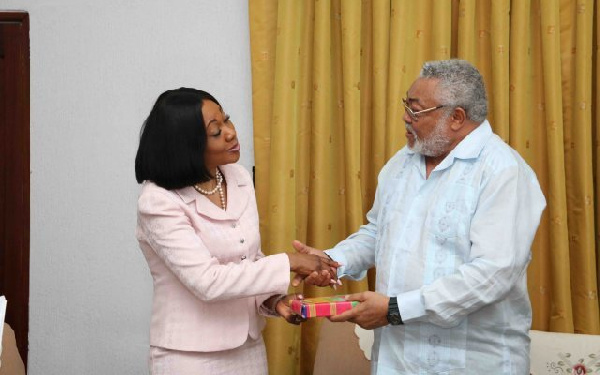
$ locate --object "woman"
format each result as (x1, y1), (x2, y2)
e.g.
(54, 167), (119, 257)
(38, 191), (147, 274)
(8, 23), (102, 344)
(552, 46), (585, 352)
(135, 88), (336, 374)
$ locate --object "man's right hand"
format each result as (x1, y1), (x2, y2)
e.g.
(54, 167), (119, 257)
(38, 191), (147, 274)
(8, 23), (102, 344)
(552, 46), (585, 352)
(290, 240), (341, 287)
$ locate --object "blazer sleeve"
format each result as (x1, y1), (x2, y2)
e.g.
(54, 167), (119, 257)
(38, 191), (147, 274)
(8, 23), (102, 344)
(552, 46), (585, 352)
(137, 188), (290, 302)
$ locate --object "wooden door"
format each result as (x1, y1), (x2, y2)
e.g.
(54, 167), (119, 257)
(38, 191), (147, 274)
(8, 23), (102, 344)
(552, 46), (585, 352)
(0, 11), (30, 366)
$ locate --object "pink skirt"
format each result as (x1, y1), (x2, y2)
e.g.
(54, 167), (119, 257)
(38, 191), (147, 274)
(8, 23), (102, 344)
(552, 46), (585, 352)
(149, 336), (268, 375)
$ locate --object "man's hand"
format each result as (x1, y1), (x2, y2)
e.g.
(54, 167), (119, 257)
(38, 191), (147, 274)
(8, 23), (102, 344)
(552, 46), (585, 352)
(290, 240), (341, 287)
(329, 291), (389, 330)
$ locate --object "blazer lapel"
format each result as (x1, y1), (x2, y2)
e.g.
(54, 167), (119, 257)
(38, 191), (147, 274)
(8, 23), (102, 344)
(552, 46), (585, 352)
(175, 164), (250, 221)
(219, 164), (249, 220)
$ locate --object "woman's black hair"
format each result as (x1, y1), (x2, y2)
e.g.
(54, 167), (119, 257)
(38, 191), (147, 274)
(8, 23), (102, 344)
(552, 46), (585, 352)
(135, 88), (220, 189)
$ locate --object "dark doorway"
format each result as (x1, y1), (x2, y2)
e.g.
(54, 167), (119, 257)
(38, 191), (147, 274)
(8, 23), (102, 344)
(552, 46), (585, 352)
(0, 11), (30, 366)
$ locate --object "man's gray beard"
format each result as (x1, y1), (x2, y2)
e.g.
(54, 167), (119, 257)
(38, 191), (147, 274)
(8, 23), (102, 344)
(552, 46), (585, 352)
(406, 117), (452, 157)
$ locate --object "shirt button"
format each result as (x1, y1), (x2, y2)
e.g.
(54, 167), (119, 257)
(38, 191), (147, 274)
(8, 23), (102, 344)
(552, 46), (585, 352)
(434, 267), (445, 279)
(241, 255), (247, 260)
(232, 223), (237, 228)
(434, 250), (447, 262)
(427, 351), (439, 366)
(240, 239), (245, 243)
(436, 235), (447, 245)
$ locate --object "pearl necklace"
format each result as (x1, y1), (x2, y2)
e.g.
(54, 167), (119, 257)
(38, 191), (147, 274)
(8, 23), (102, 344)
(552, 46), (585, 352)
(193, 169), (226, 210)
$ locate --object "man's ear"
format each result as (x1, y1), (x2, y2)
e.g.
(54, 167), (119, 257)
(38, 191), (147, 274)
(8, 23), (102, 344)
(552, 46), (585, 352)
(449, 107), (467, 131)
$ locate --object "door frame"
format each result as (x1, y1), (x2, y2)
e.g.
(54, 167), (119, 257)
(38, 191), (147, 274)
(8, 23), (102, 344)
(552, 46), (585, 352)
(0, 11), (30, 366)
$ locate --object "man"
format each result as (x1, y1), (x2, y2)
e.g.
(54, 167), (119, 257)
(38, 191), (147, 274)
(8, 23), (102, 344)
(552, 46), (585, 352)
(295, 59), (546, 374)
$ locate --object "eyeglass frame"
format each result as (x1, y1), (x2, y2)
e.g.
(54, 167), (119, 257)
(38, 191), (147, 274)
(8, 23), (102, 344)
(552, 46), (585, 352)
(402, 98), (449, 121)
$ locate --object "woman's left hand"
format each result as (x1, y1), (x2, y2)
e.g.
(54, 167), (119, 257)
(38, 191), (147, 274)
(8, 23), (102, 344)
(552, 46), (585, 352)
(276, 293), (307, 325)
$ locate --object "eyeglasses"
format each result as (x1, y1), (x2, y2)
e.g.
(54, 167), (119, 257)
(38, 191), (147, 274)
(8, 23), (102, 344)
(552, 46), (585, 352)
(402, 98), (448, 121)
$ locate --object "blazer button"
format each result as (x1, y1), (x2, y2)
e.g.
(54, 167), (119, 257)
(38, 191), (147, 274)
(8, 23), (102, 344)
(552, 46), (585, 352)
(240, 238), (245, 243)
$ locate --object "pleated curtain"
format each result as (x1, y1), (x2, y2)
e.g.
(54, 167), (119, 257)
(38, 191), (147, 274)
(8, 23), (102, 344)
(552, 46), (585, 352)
(248, 1), (600, 374)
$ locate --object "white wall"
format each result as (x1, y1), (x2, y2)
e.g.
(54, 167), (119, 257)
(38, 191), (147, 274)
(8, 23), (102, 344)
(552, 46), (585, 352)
(2, 1), (255, 373)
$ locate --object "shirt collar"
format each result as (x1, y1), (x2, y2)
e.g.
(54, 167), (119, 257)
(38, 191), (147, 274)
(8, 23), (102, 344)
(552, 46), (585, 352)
(435, 120), (492, 171)
(451, 119), (493, 160)
(405, 120), (492, 172)
(405, 120), (492, 158)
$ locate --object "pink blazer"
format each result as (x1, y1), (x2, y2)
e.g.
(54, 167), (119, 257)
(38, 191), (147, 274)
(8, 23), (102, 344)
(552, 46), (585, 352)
(136, 164), (290, 352)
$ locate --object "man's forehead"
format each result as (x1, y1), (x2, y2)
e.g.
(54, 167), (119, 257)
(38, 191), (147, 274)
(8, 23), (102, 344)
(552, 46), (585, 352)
(407, 78), (438, 102)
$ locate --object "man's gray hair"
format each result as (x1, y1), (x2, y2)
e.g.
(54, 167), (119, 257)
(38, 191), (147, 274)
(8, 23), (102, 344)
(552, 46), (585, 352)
(420, 59), (488, 123)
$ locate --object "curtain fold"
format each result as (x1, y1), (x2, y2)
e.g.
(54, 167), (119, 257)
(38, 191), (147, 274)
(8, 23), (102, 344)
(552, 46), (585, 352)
(340, 1), (363, 233)
(540, 0), (576, 332)
(249, 1), (600, 373)
(566, 0), (598, 332)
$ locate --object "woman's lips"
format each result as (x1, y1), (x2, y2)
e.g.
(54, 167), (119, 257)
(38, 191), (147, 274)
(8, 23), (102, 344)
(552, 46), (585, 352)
(228, 143), (241, 152)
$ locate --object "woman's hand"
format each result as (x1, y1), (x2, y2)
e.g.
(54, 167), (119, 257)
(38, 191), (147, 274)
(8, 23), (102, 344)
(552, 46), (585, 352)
(287, 252), (338, 276)
(266, 293), (306, 325)
(290, 240), (341, 287)
(278, 293), (306, 325)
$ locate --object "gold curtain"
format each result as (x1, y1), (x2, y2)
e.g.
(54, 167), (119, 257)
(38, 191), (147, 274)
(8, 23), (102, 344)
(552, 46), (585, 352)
(249, 0), (600, 373)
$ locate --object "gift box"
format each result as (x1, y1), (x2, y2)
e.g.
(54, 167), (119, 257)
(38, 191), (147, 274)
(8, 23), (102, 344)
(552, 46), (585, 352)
(290, 295), (359, 318)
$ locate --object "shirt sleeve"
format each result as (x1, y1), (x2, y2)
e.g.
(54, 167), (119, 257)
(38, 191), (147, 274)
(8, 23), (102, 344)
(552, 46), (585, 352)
(137, 188), (291, 302)
(326, 209), (377, 281)
(326, 156), (400, 279)
(398, 164), (546, 327)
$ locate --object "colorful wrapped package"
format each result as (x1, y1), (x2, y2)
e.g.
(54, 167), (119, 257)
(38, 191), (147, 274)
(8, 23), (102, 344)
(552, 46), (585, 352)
(290, 295), (359, 318)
